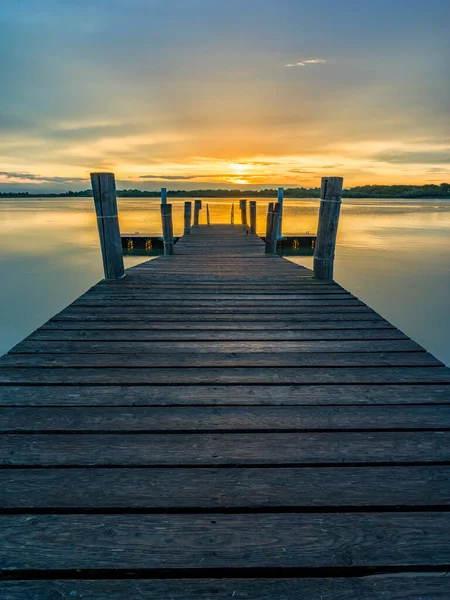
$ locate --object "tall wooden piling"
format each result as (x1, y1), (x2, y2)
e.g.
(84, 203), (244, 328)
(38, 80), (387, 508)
(268, 203), (280, 255)
(183, 202), (192, 235)
(265, 202), (274, 253)
(90, 172), (125, 280)
(240, 199), (248, 226)
(206, 203), (211, 225)
(249, 200), (257, 234)
(160, 203), (174, 255)
(193, 200), (202, 226)
(161, 188), (167, 205)
(231, 203), (235, 224)
(277, 187), (284, 239)
(313, 176), (343, 280)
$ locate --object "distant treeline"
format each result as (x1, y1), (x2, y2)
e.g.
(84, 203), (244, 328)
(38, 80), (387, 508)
(1, 183), (449, 199)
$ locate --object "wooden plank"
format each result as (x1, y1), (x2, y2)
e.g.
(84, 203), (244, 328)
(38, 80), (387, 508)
(1, 405), (450, 432)
(2, 513), (450, 570)
(10, 340), (419, 354)
(50, 313), (387, 322)
(71, 298), (365, 306)
(1, 352), (439, 368)
(61, 305), (372, 314)
(3, 576), (450, 600)
(72, 301), (365, 309)
(2, 466), (450, 508)
(2, 384), (449, 406)
(77, 293), (355, 300)
(96, 283), (343, 291)
(27, 330), (409, 341)
(1, 366), (449, 385)
(2, 431), (450, 466)
(0, 366), (450, 385)
(40, 320), (395, 330)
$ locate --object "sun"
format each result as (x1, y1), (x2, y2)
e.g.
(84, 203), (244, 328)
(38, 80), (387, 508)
(230, 163), (247, 175)
(227, 177), (250, 185)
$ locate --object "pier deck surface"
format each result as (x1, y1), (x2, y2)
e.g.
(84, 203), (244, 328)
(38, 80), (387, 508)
(1, 224), (450, 598)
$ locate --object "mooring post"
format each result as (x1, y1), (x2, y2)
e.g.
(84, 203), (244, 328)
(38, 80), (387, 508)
(231, 203), (235, 224)
(183, 201), (192, 235)
(161, 188), (167, 205)
(240, 199), (248, 226)
(193, 200), (202, 226)
(269, 203), (280, 255)
(313, 177), (343, 280)
(90, 172), (125, 280)
(206, 203), (211, 225)
(249, 200), (257, 234)
(160, 203), (174, 255)
(277, 187), (284, 239)
(265, 202), (274, 253)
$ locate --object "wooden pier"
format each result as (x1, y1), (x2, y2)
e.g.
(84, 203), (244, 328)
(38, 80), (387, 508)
(1, 222), (450, 598)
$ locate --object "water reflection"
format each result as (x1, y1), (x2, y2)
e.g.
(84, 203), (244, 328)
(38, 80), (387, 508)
(0, 197), (449, 365)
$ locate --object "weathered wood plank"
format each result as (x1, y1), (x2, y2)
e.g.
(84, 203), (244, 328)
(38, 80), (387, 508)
(96, 283), (343, 291)
(72, 299), (364, 307)
(0, 466), (450, 510)
(0, 366), (450, 385)
(2, 513), (450, 569)
(1, 352), (439, 368)
(2, 466), (450, 508)
(9, 339), (419, 354)
(2, 405), (449, 432)
(2, 576), (450, 600)
(50, 313), (387, 322)
(78, 293), (353, 300)
(40, 320), (395, 330)
(2, 384), (448, 406)
(2, 431), (449, 466)
(27, 329), (409, 341)
(1, 366), (449, 385)
(61, 305), (373, 314)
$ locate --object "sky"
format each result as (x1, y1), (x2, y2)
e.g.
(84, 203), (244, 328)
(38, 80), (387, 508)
(1, 0), (449, 192)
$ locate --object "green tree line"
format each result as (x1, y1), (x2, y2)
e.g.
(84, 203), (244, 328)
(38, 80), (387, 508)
(1, 183), (449, 199)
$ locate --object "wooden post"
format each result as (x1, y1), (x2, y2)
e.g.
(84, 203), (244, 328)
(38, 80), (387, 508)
(183, 201), (192, 235)
(193, 200), (202, 226)
(268, 203), (280, 255)
(277, 187), (284, 239)
(161, 188), (167, 205)
(206, 203), (211, 225)
(160, 203), (174, 255)
(231, 203), (235, 224)
(90, 172), (125, 280)
(240, 199), (247, 226)
(265, 202), (274, 254)
(313, 177), (343, 280)
(249, 200), (257, 234)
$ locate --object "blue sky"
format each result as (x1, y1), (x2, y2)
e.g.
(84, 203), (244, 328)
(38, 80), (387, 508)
(1, 0), (449, 191)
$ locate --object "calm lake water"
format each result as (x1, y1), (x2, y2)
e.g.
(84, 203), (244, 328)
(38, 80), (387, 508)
(0, 197), (449, 365)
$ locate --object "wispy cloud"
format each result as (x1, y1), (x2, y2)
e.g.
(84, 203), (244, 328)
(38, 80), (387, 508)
(0, 171), (87, 183)
(139, 173), (266, 181)
(139, 175), (198, 180)
(375, 150), (450, 164)
(284, 59), (327, 68)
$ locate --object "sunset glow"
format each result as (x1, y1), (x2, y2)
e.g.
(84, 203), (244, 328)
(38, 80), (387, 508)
(1, 0), (449, 192)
